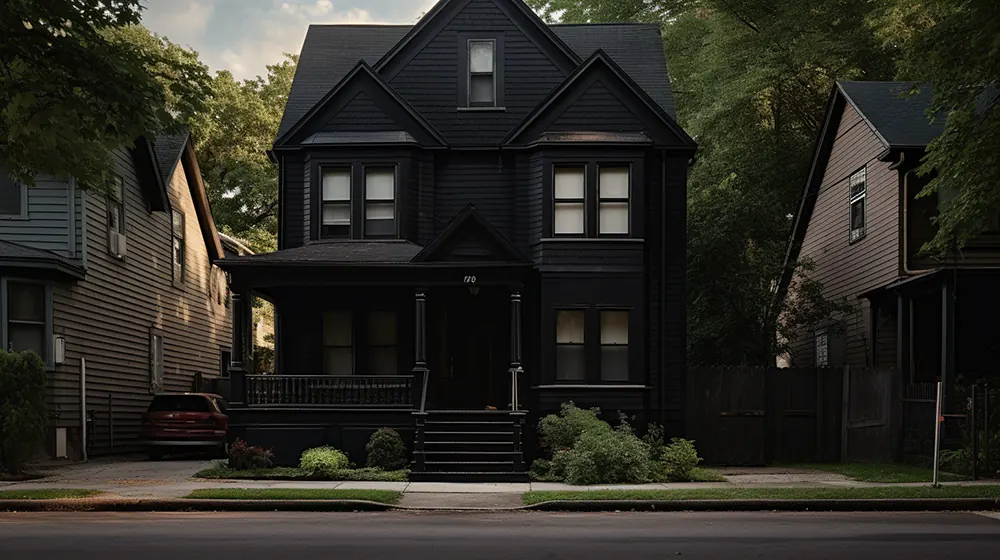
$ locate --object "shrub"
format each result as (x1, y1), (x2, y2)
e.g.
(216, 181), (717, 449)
(537, 402), (610, 452)
(366, 428), (408, 471)
(529, 459), (559, 482)
(227, 439), (274, 470)
(561, 425), (653, 485)
(642, 423), (666, 462)
(658, 438), (702, 482)
(0, 350), (47, 473)
(300, 446), (349, 477)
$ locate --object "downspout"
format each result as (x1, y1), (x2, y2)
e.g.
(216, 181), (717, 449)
(892, 153), (920, 276)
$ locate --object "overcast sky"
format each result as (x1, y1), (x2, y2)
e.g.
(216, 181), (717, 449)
(142, 0), (438, 81)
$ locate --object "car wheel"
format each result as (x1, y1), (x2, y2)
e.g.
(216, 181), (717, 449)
(146, 448), (167, 461)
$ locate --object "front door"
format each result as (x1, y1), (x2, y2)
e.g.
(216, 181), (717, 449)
(429, 288), (509, 409)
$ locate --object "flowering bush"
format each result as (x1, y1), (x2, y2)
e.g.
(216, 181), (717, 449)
(227, 439), (274, 470)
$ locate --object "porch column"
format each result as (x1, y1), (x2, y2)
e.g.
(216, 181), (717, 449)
(229, 287), (253, 406)
(412, 290), (429, 411)
(509, 289), (523, 410)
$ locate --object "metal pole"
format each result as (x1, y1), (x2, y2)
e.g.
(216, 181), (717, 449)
(933, 381), (943, 487)
(972, 384), (979, 481)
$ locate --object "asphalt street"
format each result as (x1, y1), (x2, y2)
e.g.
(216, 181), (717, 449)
(1, 511), (999, 559)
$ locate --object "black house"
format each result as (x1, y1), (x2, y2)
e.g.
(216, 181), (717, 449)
(218, 0), (696, 480)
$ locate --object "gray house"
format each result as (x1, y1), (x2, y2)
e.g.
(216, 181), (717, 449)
(0, 135), (232, 461)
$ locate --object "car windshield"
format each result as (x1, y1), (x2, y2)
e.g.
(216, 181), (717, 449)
(147, 395), (215, 413)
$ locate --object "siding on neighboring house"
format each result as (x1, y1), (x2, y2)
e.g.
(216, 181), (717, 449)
(0, 176), (82, 258)
(789, 103), (901, 368)
(49, 148), (230, 457)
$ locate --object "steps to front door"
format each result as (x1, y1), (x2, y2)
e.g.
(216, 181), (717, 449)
(411, 410), (528, 482)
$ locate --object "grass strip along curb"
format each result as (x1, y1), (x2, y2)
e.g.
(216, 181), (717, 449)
(0, 489), (102, 500)
(0, 498), (395, 513)
(781, 463), (966, 483)
(184, 488), (402, 503)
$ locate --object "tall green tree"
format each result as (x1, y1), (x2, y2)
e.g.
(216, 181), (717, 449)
(0, 1), (210, 188)
(874, 0), (1000, 255)
(188, 56), (297, 252)
(532, 0), (895, 364)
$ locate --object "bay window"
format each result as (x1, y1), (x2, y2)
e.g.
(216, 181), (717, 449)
(364, 167), (396, 238)
(550, 161), (634, 237)
(554, 167), (585, 235)
(321, 169), (351, 238)
(598, 167), (630, 235)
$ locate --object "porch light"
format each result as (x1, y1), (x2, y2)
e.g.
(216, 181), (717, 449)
(468, 285), (480, 296)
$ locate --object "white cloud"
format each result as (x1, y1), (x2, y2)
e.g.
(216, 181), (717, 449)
(143, 1), (215, 51)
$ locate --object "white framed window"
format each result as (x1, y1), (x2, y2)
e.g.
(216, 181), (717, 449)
(0, 169), (26, 218)
(849, 167), (866, 242)
(600, 310), (629, 381)
(554, 167), (585, 235)
(321, 168), (351, 238)
(815, 330), (829, 367)
(172, 212), (185, 283)
(367, 311), (398, 375)
(323, 311), (353, 375)
(150, 331), (164, 393)
(468, 39), (496, 106)
(599, 167), (630, 235)
(107, 175), (126, 235)
(555, 310), (586, 381)
(364, 167), (396, 238)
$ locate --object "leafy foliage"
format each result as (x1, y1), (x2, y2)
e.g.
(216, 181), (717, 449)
(0, 3), (210, 190)
(657, 438), (702, 482)
(875, 0), (1000, 255)
(0, 350), (47, 473)
(188, 55), (296, 253)
(366, 428), (409, 471)
(299, 446), (350, 477)
(536, 402), (610, 452)
(227, 439), (274, 470)
(563, 424), (653, 485)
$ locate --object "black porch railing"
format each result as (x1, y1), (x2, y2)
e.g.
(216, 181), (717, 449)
(244, 375), (414, 407)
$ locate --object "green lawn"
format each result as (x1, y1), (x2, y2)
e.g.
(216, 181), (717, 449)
(194, 462), (408, 482)
(783, 463), (966, 483)
(522, 486), (1000, 505)
(184, 488), (402, 504)
(689, 467), (727, 482)
(0, 489), (102, 500)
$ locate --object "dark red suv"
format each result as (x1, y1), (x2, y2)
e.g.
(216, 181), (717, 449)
(139, 393), (229, 460)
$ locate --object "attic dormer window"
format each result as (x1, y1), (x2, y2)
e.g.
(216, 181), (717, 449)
(468, 40), (496, 106)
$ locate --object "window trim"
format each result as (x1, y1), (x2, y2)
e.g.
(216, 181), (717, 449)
(363, 164), (399, 239)
(598, 308), (631, 382)
(467, 39), (497, 108)
(597, 164), (632, 238)
(320, 166), (353, 239)
(1, 279), (52, 366)
(107, 175), (126, 235)
(552, 165), (588, 237)
(457, 32), (505, 110)
(312, 158), (405, 241)
(554, 307), (588, 383)
(0, 172), (28, 219)
(545, 158), (641, 239)
(172, 210), (186, 287)
(848, 166), (867, 244)
(149, 328), (164, 394)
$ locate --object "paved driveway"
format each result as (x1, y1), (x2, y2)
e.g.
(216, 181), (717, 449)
(22, 455), (216, 486)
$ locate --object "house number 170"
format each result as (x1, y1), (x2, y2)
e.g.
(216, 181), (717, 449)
(464, 276), (477, 284)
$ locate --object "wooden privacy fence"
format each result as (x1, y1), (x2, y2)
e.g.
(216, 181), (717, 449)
(687, 367), (896, 465)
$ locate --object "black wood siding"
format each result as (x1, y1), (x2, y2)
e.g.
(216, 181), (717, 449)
(388, 0), (568, 145)
(433, 153), (516, 239)
(321, 92), (399, 131)
(547, 81), (646, 132)
(280, 153), (306, 249)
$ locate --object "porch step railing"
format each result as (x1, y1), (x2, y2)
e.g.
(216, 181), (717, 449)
(244, 375), (413, 407)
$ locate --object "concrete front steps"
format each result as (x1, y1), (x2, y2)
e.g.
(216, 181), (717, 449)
(410, 410), (529, 482)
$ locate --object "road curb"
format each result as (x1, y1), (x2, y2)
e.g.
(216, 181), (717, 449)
(524, 498), (1000, 512)
(0, 498), (394, 513)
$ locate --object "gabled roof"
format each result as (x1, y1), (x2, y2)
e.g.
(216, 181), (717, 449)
(838, 81), (943, 150)
(0, 240), (85, 281)
(153, 133), (190, 185)
(376, 0), (581, 79)
(503, 50), (695, 148)
(413, 204), (531, 263)
(131, 136), (170, 211)
(276, 21), (680, 141)
(274, 61), (446, 148)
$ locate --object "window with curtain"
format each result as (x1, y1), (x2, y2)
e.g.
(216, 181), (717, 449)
(323, 311), (353, 374)
(468, 40), (496, 106)
(599, 167), (630, 235)
(365, 167), (396, 238)
(367, 311), (398, 375)
(7, 283), (45, 359)
(322, 168), (351, 238)
(554, 167), (585, 235)
(555, 310), (586, 381)
(600, 310), (629, 381)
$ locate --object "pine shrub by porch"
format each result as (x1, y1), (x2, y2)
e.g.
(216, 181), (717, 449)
(0, 349), (47, 474)
(366, 428), (408, 471)
(300, 446), (349, 477)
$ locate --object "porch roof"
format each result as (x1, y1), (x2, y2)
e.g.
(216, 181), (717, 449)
(218, 239), (423, 267)
(0, 240), (86, 281)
